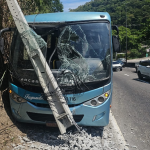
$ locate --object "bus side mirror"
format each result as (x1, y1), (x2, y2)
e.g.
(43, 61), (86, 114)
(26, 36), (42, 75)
(0, 37), (4, 54)
(112, 35), (121, 52)
(112, 25), (119, 35)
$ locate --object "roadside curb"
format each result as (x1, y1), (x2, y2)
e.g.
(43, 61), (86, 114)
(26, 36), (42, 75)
(109, 110), (129, 150)
(127, 57), (150, 63)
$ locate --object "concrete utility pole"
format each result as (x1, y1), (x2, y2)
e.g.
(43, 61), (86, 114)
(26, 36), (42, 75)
(6, 0), (79, 134)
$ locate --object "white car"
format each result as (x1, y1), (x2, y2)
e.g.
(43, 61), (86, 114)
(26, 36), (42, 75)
(112, 61), (122, 71)
(117, 58), (126, 63)
(137, 60), (150, 79)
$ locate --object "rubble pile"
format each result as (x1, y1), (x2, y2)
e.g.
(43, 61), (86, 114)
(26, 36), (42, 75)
(12, 123), (129, 150)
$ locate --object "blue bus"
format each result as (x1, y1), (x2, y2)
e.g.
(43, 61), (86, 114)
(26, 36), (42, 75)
(0, 12), (120, 127)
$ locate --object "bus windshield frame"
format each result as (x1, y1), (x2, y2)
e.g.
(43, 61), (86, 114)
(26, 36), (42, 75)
(11, 21), (111, 92)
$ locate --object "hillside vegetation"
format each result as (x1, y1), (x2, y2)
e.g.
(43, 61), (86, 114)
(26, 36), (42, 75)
(70, 0), (150, 59)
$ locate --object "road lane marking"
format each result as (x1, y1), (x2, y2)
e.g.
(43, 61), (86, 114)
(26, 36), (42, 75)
(124, 74), (129, 76)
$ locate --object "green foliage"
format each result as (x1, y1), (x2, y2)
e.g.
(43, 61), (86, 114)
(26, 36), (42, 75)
(118, 26), (141, 51)
(139, 19), (150, 47)
(70, 0), (150, 26)
(117, 53), (125, 59)
(34, 0), (63, 13)
(112, 30), (117, 36)
(139, 47), (147, 57)
(129, 49), (140, 59)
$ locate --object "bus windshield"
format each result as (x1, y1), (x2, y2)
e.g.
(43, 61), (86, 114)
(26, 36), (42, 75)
(11, 22), (111, 87)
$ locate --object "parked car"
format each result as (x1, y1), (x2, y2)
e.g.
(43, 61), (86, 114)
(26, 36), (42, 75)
(113, 61), (122, 71)
(135, 60), (145, 72)
(116, 60), (125, 67)
(117, 58), (126, 67)
(137, 60), (150, 79)
(117, 58), (126, 63)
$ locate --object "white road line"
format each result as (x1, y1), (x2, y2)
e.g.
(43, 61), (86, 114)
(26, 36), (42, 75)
(124, 74), (129, 76)
(109, 110), (129, 150)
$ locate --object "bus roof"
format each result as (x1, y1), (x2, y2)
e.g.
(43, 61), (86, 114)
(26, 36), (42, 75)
(25, 12), (110, 24)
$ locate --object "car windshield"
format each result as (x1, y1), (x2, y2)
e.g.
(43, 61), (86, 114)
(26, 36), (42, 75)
(113, 62), (119, 64)
(11, 22), (111, 86)
(119, 58), (125, 60)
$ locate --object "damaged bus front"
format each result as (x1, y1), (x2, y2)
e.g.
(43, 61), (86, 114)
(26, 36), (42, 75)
(0, 12), (120, 127)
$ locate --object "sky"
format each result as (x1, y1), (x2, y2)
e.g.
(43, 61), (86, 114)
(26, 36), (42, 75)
(60, 0), (91, 12)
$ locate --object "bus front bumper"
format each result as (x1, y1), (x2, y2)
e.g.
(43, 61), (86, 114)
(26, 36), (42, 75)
(10, 94), (111, 127)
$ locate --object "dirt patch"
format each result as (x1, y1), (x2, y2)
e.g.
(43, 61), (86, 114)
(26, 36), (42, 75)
(0, 91), (25, 150)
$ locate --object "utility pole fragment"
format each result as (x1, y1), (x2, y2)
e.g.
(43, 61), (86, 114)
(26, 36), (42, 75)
(6, 0), (79, 134)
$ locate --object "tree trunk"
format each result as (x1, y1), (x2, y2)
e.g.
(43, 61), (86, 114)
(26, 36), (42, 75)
(0, 4), (3, 30)
(0, 0), (5, 30)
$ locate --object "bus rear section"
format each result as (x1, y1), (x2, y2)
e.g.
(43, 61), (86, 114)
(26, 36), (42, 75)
(7, 12), (112, 127)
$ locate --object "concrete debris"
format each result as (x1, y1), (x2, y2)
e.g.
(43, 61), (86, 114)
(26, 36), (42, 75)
(12, 125), (129, 150)
(132, 145), (137, 148)
(11, 143), (16, 147)
(22, 137), (30, 142)
(12, 112), (137, 150)
(124, 146), (130, 150)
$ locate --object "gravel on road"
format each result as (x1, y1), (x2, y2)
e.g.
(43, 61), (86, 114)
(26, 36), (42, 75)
(11, 112), (128, 150)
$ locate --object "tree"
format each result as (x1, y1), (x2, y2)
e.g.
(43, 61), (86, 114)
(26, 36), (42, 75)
(118, 26), (140, 51)
(34, 0), (63, 13)
(140, 19), (150, 47)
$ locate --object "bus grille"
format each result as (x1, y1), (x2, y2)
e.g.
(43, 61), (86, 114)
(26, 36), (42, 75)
(29, 101), (82, 108)
(27, 112), (84, 123)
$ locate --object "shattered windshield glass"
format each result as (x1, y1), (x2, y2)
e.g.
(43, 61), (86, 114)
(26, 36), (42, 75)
(56, 23), (111, 86)
(11, 22), (111, 88)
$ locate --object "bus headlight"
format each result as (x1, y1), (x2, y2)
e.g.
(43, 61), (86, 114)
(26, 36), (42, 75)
(91, 100), (97, 106)
(98, 97), (105, 103)
(83, 90), (110, 107)
(9, 90), (27, 103)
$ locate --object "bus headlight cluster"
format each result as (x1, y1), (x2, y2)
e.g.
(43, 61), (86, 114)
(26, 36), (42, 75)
(83, 90), (110, 107)
(9, 90), (27, 103)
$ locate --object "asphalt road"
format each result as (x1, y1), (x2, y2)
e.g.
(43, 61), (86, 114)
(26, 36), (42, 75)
(111, 67), (150, 150)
